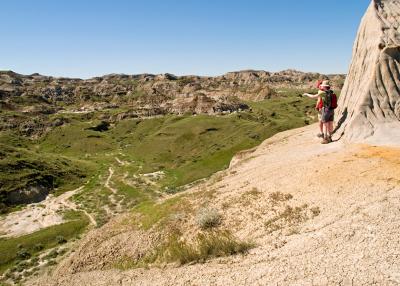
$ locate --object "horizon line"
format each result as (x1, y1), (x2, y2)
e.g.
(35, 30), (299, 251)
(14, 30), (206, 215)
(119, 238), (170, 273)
(0, 68), (347, 81)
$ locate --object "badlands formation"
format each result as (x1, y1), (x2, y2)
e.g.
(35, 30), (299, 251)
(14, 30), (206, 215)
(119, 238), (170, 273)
(28, 0), (400, 285)
(335, 0), (400, 144)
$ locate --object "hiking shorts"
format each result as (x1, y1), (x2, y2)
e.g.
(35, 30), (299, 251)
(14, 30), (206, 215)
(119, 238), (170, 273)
(321, 107), (334, 123)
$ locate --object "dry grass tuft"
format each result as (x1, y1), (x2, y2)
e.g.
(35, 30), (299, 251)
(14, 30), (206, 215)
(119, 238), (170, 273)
(195, 207), (222, 229)
(264, 204), (308, 234)
(269, 191), (293, 204)
(116, 231), (254, 269)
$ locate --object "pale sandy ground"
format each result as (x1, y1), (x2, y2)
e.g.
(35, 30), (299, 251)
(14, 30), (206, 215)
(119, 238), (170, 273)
(28, 124), (400, 285)
(0, 185), (98, 238)
(0, 187), (84, 238)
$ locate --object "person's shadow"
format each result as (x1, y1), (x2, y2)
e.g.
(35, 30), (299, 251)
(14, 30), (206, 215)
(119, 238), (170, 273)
(332, 107), (348, 142)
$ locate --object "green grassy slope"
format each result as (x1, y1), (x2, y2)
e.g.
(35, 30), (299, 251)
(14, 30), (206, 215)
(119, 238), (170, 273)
(0, 211), (89, 277)
(36, 93), (316, 188)
(1, 91), (317, 208)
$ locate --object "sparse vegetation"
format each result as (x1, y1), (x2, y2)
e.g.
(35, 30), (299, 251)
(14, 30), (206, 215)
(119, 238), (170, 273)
(16, 249), (31, 260)
(264, 204), (310, 234)
(56, 235), (67, 244)
(117, 230), (253, 269)
(241, 187), (263, 200)
(195, 207), (222, 229)
(310, 206), (321, 217)
(269, 191), (293, 204)
(133, 196), (192, 230)
(43, 249), (59, 260)
(0, 212), (88, 274)
(0, 143), (90, 213)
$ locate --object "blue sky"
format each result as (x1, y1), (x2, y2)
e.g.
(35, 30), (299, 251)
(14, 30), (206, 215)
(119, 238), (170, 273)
(1, 0), (369, 78)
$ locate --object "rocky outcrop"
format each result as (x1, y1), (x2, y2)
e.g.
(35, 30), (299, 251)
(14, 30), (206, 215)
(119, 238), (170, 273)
(0, 69), (344, 111)
(6, 184), (50, 205)
(0, 69), (344, 138)
(335, 0), (400, 145)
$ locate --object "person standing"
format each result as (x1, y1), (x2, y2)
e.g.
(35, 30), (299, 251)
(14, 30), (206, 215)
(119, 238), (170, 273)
(303, 80), (337, 144)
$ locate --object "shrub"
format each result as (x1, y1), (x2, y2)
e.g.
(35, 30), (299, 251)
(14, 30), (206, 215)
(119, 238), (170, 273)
(15, 261), (28, 272)
(310, 206), (321, 217)
(165, 187), (180, 195)
(4, 271), (15, 279)
(46, 259), (57, 266)
(33, 243), (44, 251)
(30, 256), (39, 265)
(44, 249), (58, 260)
(269, 191), (293, 203)
(195, 208), (222, 229)
(16, 249), (31, 260)
(56, 235), (67, 244)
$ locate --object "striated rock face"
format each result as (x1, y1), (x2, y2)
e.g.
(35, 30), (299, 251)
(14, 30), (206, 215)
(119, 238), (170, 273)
(335, 0), (400, 145)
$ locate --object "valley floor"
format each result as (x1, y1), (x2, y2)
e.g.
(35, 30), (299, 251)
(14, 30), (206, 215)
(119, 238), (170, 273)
(29, 124), (400, 285)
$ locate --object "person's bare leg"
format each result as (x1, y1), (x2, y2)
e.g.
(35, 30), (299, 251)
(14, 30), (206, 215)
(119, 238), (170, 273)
(326, 121), (334, 142)
(328, 121), (334, 135)
(322, 122), (329, 143)
(316, 120), (324, 138)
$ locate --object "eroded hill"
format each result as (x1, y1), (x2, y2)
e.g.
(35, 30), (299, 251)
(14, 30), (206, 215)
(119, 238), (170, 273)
(26, 124), (400, 285)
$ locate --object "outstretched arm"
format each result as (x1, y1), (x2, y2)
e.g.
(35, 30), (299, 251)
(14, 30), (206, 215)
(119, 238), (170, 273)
(302, 93), (319, 99)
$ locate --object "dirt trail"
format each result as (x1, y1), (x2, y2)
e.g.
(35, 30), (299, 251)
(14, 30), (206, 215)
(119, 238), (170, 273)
(105, 167), (117, 194)
(115, 157), (127, 166)
(0, 185), (96, 238)
(28, 124), (400, 285)
(63, 195), (97, 227)
(104, 166), (123, 214)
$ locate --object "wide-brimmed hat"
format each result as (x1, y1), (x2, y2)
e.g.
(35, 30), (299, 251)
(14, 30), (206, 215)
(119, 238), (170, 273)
(320, 80), (330, 87)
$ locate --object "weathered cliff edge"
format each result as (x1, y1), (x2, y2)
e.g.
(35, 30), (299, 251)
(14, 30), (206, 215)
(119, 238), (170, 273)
(335, 0), (400, 145)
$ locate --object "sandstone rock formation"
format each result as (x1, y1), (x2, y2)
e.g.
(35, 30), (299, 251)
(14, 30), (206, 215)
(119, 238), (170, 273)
(335, 0), (400, 145)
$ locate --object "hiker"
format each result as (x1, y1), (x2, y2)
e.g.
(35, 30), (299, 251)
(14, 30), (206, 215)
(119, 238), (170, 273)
(315, 80), (325, 138)
(303, 80), (337, 144)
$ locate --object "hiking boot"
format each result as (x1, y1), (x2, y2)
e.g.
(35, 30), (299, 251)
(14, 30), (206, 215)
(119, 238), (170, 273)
(317, 133), (324, 138)
(321, 137), (329, 144)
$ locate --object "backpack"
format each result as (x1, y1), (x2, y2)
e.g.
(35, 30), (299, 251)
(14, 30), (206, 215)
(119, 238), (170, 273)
(321, 90), (338, 109)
